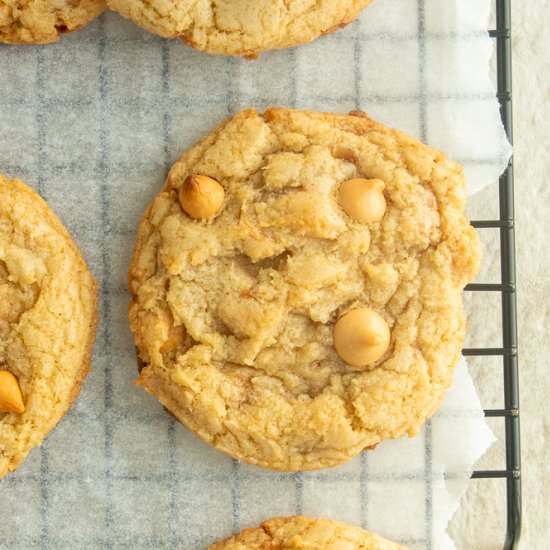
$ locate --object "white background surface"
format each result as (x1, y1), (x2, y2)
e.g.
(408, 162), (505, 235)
(450, 1), (549, 548)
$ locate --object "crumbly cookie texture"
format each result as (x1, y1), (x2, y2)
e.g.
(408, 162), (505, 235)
(129, 108), (480, 471)
(0, 175), (97, 478)
(106, 0), (372, 56)
(208, 516), (408, 550)
(0, 0), (106, 44)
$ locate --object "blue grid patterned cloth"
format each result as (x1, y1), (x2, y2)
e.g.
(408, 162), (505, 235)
(0, 0), (507, 548)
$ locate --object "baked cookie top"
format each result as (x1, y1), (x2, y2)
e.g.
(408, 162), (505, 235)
(0, 0), (106, 44)
(0, 175), (97, 478)
(106, 0), (372, 57)
(129, 108), (480, 471)
(208, 516), (408, 550)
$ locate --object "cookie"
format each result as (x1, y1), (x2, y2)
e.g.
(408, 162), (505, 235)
(0, 0), (106, 44)
(0, 175), (97, 478)
(207, 516), (408, 550)
(129, 108), (480, 471)
(106, 0), (372, 57)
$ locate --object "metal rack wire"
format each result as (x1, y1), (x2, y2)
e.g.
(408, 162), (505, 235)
(463, 1), (522, 548)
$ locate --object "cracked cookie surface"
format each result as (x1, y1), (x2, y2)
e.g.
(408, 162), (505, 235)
(106, 0), (372, 56)
(0, 175), (97, 478)
(0, 0), (106, 44)
(207, 516), (408, 549)
(129, 108), (480, 471)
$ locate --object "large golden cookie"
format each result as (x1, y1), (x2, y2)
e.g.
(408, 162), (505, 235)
(207, 516), (408, 550)
(106, 0), (372, 57)
(129, 108), (480, 471)
(0, 175), (97, 477)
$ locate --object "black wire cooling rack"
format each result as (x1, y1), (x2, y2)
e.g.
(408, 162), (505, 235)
(462, 1), (522, 548)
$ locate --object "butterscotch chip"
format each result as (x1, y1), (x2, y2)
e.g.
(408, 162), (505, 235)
(339, 178), (387, 223)
(334, 307), (390, 367)
(0, 0), (106, 44)
(207, 516), (408, 550)
(0, 371), (25, 414)
(0, 175), (98, 478)
(106, 0), (373, 56)
(129, 108), (480, 471)
(179, 175), (225, 220)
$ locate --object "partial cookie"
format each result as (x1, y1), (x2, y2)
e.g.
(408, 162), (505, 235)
(0, 175), (97, 478)
(107, 0), (372, 57)
(208, 516), (408, 550)
(129, 108), (480, 471)
(0, 0), (106, 44)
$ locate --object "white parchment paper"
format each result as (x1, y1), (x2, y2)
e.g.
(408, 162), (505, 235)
(0, 0), (508, 548)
